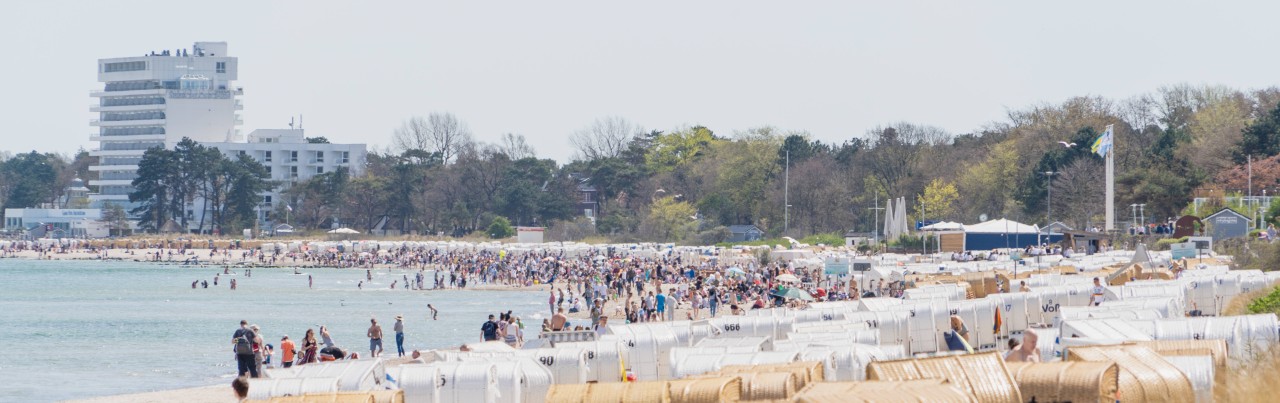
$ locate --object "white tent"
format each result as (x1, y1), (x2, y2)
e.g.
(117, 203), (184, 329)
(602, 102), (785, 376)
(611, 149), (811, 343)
(920, 221), (964, 231)
(896, 197), (910, 237)
(963, 218), (1039, 234)
(327, 228), (361, 234)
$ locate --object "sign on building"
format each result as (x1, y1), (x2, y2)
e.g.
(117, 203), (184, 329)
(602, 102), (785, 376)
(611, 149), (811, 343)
(516, 227), (544, 244)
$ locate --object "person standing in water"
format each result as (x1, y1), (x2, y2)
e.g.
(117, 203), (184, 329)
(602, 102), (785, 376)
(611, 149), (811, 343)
(427, 304), (438, 320)
(308, 275), (313, 289)
(393, 315), (406, 357)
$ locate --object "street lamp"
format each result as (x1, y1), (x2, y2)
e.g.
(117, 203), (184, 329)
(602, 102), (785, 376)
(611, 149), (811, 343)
(868, 194), (884, 248)
(1042, 171), (1057, 244)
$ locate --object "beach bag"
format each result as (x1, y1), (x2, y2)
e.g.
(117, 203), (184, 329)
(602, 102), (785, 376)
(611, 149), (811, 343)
(235, 332), (254, 355)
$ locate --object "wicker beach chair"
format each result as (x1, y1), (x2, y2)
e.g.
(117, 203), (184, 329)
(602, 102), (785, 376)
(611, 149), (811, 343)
(1066, 345), (1194, 403)
(1135, 339), (1228, 369)
(865, 351), (1022, 403)
(1006, 361), (1119, 403)
(795, 379), (976, 403)
(667, 376), (741, 403)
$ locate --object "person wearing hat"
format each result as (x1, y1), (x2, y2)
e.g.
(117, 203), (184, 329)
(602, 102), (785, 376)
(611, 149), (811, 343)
(393, 315), (406, 357)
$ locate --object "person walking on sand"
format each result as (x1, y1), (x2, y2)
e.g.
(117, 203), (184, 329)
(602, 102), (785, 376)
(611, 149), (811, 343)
(393, 315), (406, 357)
(367, 318), (384, 357)
(231, 320), (259, 378)
(250, 324), (267, 377)
(299, 329), (318, 365)
(481, 314), (500, 342)
(280, 335), (296, 368)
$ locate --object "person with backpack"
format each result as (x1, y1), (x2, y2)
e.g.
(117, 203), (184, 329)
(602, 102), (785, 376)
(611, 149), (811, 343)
(231, 320), (259, 378)
(481, 314), (499, 342)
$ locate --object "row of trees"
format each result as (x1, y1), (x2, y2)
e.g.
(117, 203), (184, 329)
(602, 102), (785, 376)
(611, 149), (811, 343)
(0, 150), (94, 212)
(272, 84), (1280, 243)
(129, 138), (271, 233)
(6, 83), (1273, 242)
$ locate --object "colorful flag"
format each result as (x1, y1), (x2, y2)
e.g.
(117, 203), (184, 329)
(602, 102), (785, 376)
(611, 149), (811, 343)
(1091, 124), (1114, 157)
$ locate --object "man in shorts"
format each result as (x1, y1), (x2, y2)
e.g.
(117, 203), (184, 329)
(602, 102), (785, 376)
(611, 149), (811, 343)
(367, 318), (384, 357)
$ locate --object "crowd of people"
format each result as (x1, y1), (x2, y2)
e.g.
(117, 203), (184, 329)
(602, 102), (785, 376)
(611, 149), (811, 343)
(231, 314), (430, 378)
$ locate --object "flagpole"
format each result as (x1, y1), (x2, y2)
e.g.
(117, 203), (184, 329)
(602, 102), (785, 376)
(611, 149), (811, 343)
(1105, 125), (1115, 232)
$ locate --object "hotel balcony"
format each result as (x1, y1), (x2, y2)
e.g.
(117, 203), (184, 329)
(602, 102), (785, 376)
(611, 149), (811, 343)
(89, 148), (149, 157)
(90, 88), (166, 98)
(89, 134), (166, 142)
(88, 164), (140, 172)
(90, 118), (165, 127)
(90, 103), (166, 113)
(88, 179), (135, 187)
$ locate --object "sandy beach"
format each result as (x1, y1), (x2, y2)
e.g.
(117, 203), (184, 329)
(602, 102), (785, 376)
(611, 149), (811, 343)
(62, 385), (236, 403)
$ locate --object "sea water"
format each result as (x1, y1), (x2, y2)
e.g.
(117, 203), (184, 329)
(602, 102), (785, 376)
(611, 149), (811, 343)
(0, 259), (547, 402)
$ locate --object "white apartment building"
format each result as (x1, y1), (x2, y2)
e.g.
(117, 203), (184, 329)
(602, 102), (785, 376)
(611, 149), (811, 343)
(89, 42), (242, 207)
(199, 128), (366, 227)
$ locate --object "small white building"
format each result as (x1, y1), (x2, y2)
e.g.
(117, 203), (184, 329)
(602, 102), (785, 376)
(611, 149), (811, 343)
(4, 209), (109, 238)
(195, 128), (366, 228)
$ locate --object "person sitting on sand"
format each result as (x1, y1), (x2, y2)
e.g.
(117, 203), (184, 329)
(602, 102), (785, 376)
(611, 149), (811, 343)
(944, 315), (973, 353)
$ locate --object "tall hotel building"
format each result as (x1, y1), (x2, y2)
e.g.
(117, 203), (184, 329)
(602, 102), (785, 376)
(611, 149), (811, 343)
(88, 42), (242, 207)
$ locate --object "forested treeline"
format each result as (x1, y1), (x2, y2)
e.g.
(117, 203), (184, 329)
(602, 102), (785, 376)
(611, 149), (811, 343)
(7, 84), (1280, 243)
(277, 84), (1280, 242)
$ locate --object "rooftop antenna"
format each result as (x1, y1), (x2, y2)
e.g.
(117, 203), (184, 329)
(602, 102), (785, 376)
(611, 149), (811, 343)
(289, 117), (295, 129)
(299, 114), (303, 130)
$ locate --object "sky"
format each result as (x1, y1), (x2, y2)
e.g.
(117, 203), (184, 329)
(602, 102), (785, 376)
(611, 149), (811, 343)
(2, 1), (1279, 163)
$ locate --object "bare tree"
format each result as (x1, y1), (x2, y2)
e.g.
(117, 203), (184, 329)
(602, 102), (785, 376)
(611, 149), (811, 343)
(1051, 158), (1104, 230)
(569, 116), (640, 161)
(392, 112), (473, 163)
(862, 122), (950, 198)
(498, 133), (537, 160)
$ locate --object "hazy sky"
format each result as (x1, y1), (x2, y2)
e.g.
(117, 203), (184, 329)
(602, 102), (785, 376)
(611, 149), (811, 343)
(3, 1), (1278, 162)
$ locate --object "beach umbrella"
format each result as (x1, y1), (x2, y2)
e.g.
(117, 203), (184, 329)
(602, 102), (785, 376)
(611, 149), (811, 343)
(883, 199), (896, 239)
(772, 287), (815, 301)
(776, 273), (800, 283)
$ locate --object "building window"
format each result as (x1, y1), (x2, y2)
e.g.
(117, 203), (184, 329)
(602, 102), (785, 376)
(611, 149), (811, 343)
(316, 151), (324, 163)
(238, 150), (246, 156)
(585, 209), (594, 218)
(290, 166), (298, 178)
(216, 62), (226, 73)
(265, 166), (273, 175)
(104, 61), (146, 72)
(264, 151), (272, 162)
(264, 196), (272, 203)
(316, 166), (324, 174)
(289, 151), (298, 162)
(341, 151), (349, 164)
